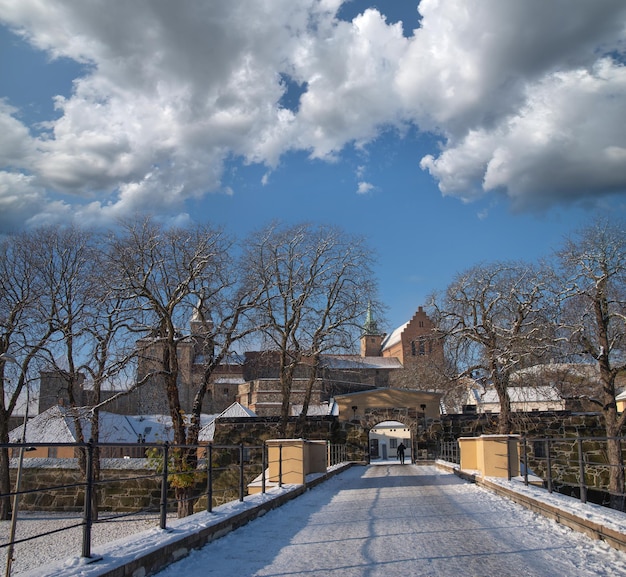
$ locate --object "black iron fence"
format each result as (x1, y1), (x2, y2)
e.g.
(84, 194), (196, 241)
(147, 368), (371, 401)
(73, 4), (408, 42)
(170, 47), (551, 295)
(518, 434), (626, 510)
(438, 434), (626, 511)
(0, 440), (348, 571)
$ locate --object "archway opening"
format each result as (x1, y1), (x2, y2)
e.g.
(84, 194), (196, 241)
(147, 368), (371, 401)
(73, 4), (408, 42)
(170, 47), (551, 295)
(369, 420), (412, 463)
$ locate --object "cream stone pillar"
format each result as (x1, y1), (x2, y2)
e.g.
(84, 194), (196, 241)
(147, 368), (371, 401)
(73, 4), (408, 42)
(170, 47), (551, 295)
(265, 439), (328, 487)
(459, 435), (520, 479)
(458, 437), (479, 472)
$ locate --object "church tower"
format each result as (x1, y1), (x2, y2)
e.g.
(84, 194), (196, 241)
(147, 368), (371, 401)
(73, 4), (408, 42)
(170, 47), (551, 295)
(360, 303), (383, 357)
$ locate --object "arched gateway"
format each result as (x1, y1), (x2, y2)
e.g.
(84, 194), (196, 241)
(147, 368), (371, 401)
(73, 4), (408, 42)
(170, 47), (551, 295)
(334, 388), (442, 461)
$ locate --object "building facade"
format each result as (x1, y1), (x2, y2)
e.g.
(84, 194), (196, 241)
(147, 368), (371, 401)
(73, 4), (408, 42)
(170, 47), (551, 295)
(37, 306), (443, 419)
(380, 306), (444, 367)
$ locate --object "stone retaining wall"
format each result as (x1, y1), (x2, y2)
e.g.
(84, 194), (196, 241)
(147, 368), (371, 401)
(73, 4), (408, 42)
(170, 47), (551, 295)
(12, 460), (167, 512)
(438, 412), (623, 499)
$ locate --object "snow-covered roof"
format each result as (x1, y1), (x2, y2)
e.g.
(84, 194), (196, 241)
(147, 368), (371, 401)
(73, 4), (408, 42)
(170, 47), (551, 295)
(510, 363), (600, 384)
(10, 406), (218, 444)
(198, 402), (257, 442)
(371, 420), (407, 429)
(380, 321), (409, 351)
(290, 400), (339, 417)
(212, 377), (246, 384)
(321, 355), (403, 370)
(470, 385), (563, 405)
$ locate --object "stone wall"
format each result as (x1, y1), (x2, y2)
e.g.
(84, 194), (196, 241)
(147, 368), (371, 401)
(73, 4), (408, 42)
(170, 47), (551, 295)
(8, 418), (362, 513)
(13, 412), (616, 512)
(12, 460), (167, 512)
(213, 416), (368, 462)
(435, 411), (606, 441)
(437, 411), (624, 501)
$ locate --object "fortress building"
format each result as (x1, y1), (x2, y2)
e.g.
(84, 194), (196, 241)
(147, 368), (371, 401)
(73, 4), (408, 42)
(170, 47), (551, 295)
(38, 306), (444, 418)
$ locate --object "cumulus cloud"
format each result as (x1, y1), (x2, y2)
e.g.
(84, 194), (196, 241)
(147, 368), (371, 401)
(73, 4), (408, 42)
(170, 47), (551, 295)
(0, 0), (625, 229)
(421, 58), (626, 210)
(357, 181), (374, 195)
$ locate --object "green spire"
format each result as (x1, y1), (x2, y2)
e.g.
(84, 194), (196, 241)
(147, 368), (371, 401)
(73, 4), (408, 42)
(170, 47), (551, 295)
(362, 302), (379, 335)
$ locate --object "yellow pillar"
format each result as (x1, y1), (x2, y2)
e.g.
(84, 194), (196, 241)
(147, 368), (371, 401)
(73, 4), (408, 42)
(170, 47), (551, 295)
(459, 435), (519, 478)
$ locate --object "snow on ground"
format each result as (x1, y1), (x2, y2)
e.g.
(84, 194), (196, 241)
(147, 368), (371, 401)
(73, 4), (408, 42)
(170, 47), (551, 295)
(5, 463), (626, 576)
(3, 484), (303, 577)
(491, 473), (626, 535)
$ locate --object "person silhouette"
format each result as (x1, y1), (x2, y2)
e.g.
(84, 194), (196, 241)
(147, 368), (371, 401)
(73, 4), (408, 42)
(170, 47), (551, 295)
(397, 442), (406, 464)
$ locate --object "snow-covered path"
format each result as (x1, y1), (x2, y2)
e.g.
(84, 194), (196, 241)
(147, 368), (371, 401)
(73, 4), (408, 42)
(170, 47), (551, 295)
(155, 463), (626, 577)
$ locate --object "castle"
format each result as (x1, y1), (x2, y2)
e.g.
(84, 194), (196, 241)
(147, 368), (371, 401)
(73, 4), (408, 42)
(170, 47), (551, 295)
(38, 306), (444, 418)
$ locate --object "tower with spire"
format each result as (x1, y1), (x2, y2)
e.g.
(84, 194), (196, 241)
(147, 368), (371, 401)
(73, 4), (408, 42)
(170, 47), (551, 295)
(360, 302), (383, 357)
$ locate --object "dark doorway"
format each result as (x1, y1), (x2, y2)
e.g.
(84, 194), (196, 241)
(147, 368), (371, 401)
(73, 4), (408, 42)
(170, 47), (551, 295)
(369, 438), (379, 459)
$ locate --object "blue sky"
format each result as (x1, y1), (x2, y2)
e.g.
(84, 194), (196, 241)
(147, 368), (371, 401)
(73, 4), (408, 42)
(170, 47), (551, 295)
(1, 0), (625, 332)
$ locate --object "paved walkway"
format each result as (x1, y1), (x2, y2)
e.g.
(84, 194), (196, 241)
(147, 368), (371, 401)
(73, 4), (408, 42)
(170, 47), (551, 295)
(155, 464), (626, 577)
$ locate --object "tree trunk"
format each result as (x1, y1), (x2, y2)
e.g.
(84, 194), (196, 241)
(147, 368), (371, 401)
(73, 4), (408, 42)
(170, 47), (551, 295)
(278, 361), (297, 437)
(176, 486), (195, 518)
(605, 435), (625, 510)
(496, 384), (512, 435)
(296, 359), (320, 437)
(603, 394), (625, 510)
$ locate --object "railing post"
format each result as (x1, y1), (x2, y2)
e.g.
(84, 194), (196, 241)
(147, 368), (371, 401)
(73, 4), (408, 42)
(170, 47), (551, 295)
(577, 435), (587, 504)
(545, 439), (552, 493)
(5, 441), (27, 577)
(206, 444), (213, 513)
(239, 443), (245, 502)
(278, 444), (283, 488)
(82, 440), (94, 559)
(261, 443), (266, 494)
(160, 442), (169, 529)
(523, 436), (529, 486)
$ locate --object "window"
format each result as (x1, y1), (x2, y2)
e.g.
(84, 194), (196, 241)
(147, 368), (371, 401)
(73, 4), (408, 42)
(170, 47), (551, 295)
(411, 341), (416, 356)
(390, 439), (398, 449)
(418, 338), (425, 355)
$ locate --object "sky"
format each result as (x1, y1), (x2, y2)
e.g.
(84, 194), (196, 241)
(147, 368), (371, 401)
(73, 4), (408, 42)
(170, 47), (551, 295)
(1, 0), (626, 332)
(13, 464), (626, 577)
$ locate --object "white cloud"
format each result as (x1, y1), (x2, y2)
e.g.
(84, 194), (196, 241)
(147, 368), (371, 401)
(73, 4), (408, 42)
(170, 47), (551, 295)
(357, 181), (374, 195)
(0, 171), (44, 230)
(422, 59), (626, 210)
(0, 0), (625, 228)
(0, 101), (37, 166)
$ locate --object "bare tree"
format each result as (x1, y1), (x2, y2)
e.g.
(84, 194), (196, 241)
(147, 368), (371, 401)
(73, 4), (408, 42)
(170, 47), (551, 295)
(29, 227), (100, 450)
(24, 226), (138, 518)
(555, 218), (626, 507)
(244, 222), (380, 435)
(389, 356), (463, 412)
(0, 232), (54, 519)
(109, 217), (260, 517)
(433, 261), (552, 433)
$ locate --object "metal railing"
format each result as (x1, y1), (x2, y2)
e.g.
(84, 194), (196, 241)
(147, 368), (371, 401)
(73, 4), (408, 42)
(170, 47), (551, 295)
(436, 435), (626, 511)
(437, 441), (460, 464)
(328, 443), (347, 467)
(517, 434), (626, 509)
(0, 440), (348, 571)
